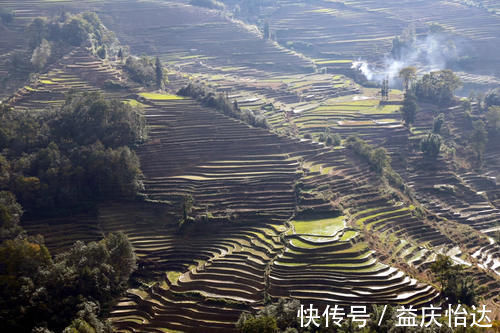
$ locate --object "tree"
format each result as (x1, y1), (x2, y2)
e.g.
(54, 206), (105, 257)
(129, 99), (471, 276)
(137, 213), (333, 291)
(237, 314), (278, 333)
(414, 69), (462, 105)
(398, 66), (417, 91)
(103, 232), (136, 285)
(470, 120), (488, 163)
(370, 147), (391, 173)
(430, 255), (477, 306)
(27, 18), (49, 49)
(63, 301), (112, 333)
(182, 194), (194, 223)
(433, 113), (445, 134)
(0, 237), (52, 331)
(55, 92), (145, 147)
(96, 45), (106, 59)
(391, 36), (403, 60)
(400, 90), (418, 126)
(421, 133), (441, 158)
(263, 21), (270, 40)
(61, 18), (91, 46)
(486, 106), (500, 134)
(0, 233), (135, 332)
(485, 87), (500, 107)
(0, 8), (14, 24)
(155, 56), (164, 90)
(124, 56), (156, 86)
(380, 77), (389, 101)
(0, 191), (23, 240)
(31, 39), (52, 71)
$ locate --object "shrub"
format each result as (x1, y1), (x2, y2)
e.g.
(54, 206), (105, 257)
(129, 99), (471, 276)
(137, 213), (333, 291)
(346, 136), (391, 172)
(237, 315), (277, 333)
(96, 45), (106, 59)
(331, 133), (342, 146)
(421, 133), (441, 158)
(485, 87), (500, 107)
(432, 113), (445, 134)
(486, 106), (500, 134)
(470, 119), (488, 162)
(346, 136), (404, 189)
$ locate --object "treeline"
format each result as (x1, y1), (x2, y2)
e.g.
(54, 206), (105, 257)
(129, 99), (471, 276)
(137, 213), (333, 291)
(0, 92), (145, 217)
(400, 77), (500, 165)
(345, 136), (403, 188)
(466, 88), (500, 165)
(178, 82), (268, 128)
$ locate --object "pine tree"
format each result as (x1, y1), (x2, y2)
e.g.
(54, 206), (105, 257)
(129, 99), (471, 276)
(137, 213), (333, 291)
(155, 56), (164, 90)
(380, 77), (389, 101)
(400, 90), (418, 126)
(263, 21), (270, 40)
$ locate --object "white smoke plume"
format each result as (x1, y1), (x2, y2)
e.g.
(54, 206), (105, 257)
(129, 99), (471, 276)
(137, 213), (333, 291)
(352, 33), (461, 86)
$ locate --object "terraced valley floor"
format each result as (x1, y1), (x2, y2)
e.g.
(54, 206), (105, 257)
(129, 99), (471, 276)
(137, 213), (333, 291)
(1, 0), (500, 331)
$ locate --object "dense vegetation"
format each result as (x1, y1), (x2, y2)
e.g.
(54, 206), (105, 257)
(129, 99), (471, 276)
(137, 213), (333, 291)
(0, 232), (136, 333)
(0, 91), (141, 332)
(414, 70), (462, 106)
(0, 92), (144, 216)
(124, 56), (166, 88)
(13, 12), (115, 77)
(430, 255), (477, 306)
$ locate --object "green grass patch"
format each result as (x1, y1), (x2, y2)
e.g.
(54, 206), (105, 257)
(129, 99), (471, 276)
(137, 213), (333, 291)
(292, 215), (345, 236)
(139, 92), (184, 100)
(167, 271), (182, 285)
(340, 230), (357, 240)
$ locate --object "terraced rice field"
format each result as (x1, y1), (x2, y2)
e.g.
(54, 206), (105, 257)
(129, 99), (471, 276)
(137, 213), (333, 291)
(98, 0), (314, 77)
(2, 0), (500, 329)
(8, 47), (132, 111)
(264, 0), (500, 79)
(136, 96), (305, 220)
(102, 95), (453, 331)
